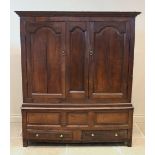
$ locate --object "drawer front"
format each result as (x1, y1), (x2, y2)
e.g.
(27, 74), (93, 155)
(82, 130), (128, 141)
(27, 130), (73, 141)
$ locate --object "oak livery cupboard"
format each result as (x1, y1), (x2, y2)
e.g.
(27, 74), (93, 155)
(15, 11), (140, 147)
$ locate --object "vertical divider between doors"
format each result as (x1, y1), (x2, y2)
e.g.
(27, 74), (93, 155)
(88, 22), (94, 99)
(85, 22), (90, 99)
(62, 22), (66, 99)
(65, 21), (69, 100)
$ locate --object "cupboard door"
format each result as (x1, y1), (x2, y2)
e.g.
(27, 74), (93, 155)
(66, 22), (89, 99)
(89, 21), (130, 102)
(26, 22), (65, 102)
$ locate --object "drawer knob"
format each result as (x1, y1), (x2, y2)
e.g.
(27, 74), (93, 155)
(35, 134), (39, 137)
(91, 133), (95, 137)
(59, 134), (64, 138)
(61, 51), (65, 55)
(90, 51), (94, 56)
(115, 133), (118, 137)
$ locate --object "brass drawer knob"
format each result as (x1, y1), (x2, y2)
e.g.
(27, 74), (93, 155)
(59, 134), (64, 138)
(89, 51), (94, 56)
(62, 51), (65, 55)
(35, 134), (39, 137)
(91, 133), (95, 137)
(115, 133), (118, 137)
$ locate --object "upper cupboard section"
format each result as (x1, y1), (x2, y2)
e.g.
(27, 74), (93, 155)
(16, 12), (140, 103)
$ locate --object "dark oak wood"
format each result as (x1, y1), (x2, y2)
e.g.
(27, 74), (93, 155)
(66, 22), (89, 99)
(27, 129), (73, 141)
(15, 11), (140, 17)
(82, 130), (128, 141)
(16, 11), (140, 147)
(89, 21), (130, 101)
(26, 22), (66, 102)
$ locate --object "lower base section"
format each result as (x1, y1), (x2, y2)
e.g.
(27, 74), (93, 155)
(22, 104), (133, 147)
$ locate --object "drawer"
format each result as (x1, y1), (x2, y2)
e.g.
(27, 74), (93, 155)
(27, 130), (73, 141)
(82, 130), (128, 141)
